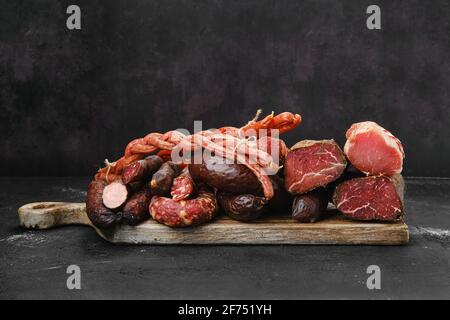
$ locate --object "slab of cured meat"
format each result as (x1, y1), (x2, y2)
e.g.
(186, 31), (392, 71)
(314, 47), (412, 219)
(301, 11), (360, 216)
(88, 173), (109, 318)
(344, 121), (405, 176)
(284, 139), (347, 194)
(333, 175), (405, 221)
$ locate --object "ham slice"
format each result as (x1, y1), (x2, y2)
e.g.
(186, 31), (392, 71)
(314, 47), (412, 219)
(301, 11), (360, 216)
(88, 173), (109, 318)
(344, 121), (404, 176)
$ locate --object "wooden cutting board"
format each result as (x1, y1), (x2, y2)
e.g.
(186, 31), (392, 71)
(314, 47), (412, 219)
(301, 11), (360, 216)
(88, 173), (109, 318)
(17, 202), (409, 245)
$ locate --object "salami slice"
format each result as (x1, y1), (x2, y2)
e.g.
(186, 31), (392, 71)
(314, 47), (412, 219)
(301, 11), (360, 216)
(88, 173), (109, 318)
(170, 169), (195, 201)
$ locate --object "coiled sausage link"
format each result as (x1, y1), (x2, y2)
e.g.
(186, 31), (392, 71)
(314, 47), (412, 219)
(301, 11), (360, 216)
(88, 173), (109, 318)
(149, 187), (218, 227)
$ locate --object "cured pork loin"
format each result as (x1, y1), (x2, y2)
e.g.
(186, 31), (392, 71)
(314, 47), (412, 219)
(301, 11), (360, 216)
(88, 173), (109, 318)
(344, 121), (404, 176)
(284, 140), (347, 194)
(333, 175), (404, 221)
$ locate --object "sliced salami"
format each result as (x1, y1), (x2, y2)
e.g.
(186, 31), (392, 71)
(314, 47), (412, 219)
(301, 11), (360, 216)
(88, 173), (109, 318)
(170, 169), (195, 201)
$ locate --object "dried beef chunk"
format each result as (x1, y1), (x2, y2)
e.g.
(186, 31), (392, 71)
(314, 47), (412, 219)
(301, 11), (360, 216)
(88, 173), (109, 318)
(333, 175), (405, 221)
(284, 139), (347, 195)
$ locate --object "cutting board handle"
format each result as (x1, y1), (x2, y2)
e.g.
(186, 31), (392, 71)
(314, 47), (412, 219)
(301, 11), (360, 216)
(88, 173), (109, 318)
(18, 202), (91, 229)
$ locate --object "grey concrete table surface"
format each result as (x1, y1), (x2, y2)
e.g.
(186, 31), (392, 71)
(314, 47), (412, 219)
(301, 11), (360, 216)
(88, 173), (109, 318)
(0, 177), (449, 300)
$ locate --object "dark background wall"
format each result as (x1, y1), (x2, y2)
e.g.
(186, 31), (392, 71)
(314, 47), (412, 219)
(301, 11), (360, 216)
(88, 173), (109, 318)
(1, 0), (449, 177)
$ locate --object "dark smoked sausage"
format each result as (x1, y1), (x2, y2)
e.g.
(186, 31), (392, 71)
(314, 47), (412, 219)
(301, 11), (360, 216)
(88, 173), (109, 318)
(218, 192), (267, 221)
(150, 161), (181, 196)
(291, 188), (330, 223)
(122, 188), (152, 226)
(267, 175), (293, 213)
(188, 155), (264, 196)
(86, 180), (121, 229)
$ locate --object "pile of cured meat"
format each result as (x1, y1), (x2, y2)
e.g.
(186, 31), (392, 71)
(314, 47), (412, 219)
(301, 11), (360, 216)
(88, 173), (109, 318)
(286, 121), (405, 223)
(86, 114), (405, 229)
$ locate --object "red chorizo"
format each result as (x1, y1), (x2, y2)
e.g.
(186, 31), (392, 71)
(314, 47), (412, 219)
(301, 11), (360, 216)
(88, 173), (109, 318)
(86, 180), (121, 229)
(170, 169), (195, 201)
(121, 155), (163, 185)
(149, 187), (218, 227)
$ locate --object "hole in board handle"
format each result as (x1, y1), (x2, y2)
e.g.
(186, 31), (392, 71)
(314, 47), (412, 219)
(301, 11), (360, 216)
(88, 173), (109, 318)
(32, 203), (58, 209)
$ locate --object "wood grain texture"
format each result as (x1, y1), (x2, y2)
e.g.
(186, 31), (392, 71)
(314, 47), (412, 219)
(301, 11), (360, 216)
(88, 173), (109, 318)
(18, 202), (91, 229)
(18, 202), (409, 245)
